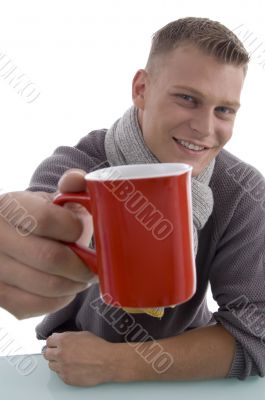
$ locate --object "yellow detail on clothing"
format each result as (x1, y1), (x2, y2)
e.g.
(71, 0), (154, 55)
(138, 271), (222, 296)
(122, 307), (165, 318)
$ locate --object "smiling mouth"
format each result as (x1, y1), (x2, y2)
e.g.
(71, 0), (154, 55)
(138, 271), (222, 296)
(173, 138), (210, 153)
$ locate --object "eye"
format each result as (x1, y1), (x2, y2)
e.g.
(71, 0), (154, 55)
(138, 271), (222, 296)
(216, 106), (236, 115)
(176, 94), (196, 103)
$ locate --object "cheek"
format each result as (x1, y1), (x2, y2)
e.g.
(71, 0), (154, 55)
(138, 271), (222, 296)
(218, 122), (234, 144)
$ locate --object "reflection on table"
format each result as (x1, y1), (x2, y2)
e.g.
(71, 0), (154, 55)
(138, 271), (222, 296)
(0, 354), (264, 400)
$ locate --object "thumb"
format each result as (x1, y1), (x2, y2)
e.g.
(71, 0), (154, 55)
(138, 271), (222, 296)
(57, 169), (94, 247)
(58, 169), (87, 193)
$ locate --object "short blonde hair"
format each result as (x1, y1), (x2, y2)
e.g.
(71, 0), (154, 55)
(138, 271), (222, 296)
(146, 17), (250, 75)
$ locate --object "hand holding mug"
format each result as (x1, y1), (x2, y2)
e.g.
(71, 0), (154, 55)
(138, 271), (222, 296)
(0, 169), (95, 319)
(54, 163), (196, 309)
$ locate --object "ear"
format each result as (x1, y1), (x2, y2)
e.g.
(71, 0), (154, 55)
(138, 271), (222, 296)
(132, 69), (148, 110)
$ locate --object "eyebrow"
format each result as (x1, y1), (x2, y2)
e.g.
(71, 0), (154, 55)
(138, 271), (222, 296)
(172, 85), (241, 108)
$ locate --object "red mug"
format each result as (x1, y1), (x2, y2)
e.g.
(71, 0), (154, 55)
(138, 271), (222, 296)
(53, 163), (196, 308)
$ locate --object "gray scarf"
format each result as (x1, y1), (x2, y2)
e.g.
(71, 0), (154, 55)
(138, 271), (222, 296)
(104, 106), (215, 317)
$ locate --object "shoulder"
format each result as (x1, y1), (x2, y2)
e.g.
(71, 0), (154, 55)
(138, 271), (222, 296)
(75, 129), (108, 160)
(212, 148), (265, 204)
(27, 129), (109, 192)
(210, 149), (265, 238)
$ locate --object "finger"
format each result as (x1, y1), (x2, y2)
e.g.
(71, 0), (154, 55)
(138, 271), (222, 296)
(48, 361), (60, 373)
(0, 191), (84, 242)
(0, 253), (89, 297)
(46, 333), (61, 348)
(58, 169), (87, 193)
(1, 226), (94, 282)
(57, 170), (94, 245)
(0, 281), (76, 319)
(62, 202), (94, 247)
(43, 347), (58, 361)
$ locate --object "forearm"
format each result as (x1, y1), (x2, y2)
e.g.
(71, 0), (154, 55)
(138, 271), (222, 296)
(113, 324), (236, 382)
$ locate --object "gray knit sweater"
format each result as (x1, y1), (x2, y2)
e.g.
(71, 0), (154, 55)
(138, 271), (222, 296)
(28, 129), (265, 380)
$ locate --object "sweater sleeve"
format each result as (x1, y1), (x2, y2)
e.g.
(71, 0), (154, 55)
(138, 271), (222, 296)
(209, 173), (265, 380)
(27, 130), (109, 193)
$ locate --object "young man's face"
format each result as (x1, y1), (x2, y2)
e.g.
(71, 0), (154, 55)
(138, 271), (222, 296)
(132, 45), (245, 176)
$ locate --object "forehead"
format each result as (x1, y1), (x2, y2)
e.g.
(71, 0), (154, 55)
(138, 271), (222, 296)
(152, 45), (245, 103)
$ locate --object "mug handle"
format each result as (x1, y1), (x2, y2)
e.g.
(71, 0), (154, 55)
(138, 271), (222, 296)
(53, 192), (98, 275)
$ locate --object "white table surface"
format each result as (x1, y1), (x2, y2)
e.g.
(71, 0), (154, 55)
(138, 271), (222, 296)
(0, 354), (264, 400)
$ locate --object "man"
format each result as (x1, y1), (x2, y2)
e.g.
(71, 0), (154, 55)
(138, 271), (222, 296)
(1, 17), (265, 385)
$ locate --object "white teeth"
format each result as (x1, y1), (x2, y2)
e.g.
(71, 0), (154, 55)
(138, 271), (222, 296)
(176, 139), (205, 151)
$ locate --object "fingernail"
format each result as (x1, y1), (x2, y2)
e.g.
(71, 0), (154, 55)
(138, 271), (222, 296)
(41, 345), (47, 353)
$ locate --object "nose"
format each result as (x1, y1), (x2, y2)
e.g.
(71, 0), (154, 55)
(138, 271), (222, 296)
(189, 108), (215, 138)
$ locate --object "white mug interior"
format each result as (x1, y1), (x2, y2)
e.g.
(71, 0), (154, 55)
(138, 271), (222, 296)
(86, 163), (192, 181)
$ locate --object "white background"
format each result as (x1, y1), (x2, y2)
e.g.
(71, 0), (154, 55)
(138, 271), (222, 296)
(0, 0), (265, 355)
